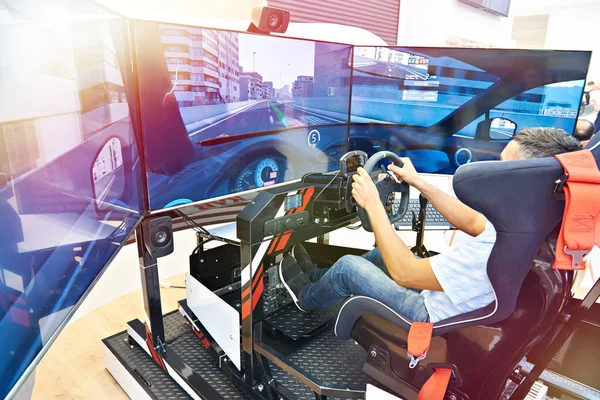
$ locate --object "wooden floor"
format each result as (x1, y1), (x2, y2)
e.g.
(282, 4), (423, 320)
(31, 275), (188, 400)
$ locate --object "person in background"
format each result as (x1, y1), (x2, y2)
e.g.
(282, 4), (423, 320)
(574, 119), (596, 142)
(580, 81), (594, 117)
(591, 82), (600, 113)
(595, 107), (600, 136)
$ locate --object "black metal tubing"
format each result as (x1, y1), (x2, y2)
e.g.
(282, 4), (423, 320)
(135, 223), (165, 347)
(511, 277), (600, 399)
(346, 45), (355, 151)
(126, 20), (151, 213)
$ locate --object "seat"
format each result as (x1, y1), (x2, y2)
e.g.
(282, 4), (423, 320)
(335, 135), (600, 399)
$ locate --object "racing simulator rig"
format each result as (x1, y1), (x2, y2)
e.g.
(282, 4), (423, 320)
(3, 3), (600, 400)
(104, 140), (600, 400)
(100, 24), (599, 399)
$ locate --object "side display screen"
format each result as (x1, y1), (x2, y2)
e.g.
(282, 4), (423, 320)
(134, 21), (352, 210)
(284, 193), (303, 211)
(349, 47), (590, 175)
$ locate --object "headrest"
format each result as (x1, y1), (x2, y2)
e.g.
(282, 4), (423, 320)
(585, 132), (600, 150)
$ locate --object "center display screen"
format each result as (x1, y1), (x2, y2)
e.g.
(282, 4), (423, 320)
(133, 21), (352, 210)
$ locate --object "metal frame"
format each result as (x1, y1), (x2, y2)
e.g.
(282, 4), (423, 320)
(510, 276), (600, 399)
(126, 176), (600, 400)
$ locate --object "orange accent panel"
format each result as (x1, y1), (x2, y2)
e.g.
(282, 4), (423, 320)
(275, 231), (292, 252)
(252, 278), (264, 311)
(242, 286), (251, 299)
(241, 298), (251, 319)
(297, 186), (315, 212)
(253, 265), (264, 289)
(268, 237), (278, 253)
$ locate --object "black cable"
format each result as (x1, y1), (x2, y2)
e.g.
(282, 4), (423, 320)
(312, 171), (340, 204)
(165, 330), (189, 345)
(175, 209), (212, 237)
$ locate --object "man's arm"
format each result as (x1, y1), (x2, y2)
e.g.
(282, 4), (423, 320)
(388, 161), (487, 237)
(352, 168), (443, 291)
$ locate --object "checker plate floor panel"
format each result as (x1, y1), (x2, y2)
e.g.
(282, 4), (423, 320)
(103, 311), (246, 399)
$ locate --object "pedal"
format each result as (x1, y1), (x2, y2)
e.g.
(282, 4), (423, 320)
(525, 381), (548, 400)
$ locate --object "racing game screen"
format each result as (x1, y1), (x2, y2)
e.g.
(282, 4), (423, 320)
(349, 47), (590, 174)
(135, 21), (352, 210)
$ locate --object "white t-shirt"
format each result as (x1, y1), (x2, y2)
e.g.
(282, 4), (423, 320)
(421, 221), (496, 322)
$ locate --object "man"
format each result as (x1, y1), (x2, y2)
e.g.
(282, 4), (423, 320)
(279, 127), (582, 323)
(574, 119), (595, 142)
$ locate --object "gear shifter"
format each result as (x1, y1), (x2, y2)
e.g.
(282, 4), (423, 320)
(411, 193), (430, 258)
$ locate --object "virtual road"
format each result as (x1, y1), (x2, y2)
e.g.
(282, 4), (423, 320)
(490, 127), (515, 139)
(189, 100), (345, 141)
(355, 60), (429, 80)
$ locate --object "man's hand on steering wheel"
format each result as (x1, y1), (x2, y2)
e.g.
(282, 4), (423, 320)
(387, 158), (423, 188)
(351, 167), (381, 212)
(350, 151), (410, 232)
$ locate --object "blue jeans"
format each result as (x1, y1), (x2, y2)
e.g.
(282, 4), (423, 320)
(300, 248), (430, 322)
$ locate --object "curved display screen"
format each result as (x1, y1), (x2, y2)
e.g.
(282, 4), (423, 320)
(349, 46), (590, 175)
(133, 21), (353, 210)
(0, 4), (144, 398)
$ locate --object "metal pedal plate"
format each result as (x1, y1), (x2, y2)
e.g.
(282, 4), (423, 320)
(269, 328), (378, 399)
(265, 304), (341, 340)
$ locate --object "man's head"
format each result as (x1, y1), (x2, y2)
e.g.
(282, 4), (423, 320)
(574, 119), (596, 142)
(586, 81), (595, 91)
(500, 127), (582, 161)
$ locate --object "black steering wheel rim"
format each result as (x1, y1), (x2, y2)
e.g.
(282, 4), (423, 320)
(356, 151), (410, 232)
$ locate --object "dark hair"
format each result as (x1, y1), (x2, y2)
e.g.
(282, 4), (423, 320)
(574, 119), (595, 141)
(588, 81), (596, 86)
(512, 127), (582, 159)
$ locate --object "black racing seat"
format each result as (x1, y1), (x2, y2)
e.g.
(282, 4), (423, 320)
(335, 136), (600, 399)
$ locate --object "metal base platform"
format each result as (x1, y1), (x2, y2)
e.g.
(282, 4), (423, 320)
(102, 311), (246, 400)
(103, 306), (383, 400)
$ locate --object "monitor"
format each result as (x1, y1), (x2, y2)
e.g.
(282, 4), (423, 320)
(0, 3), (144, 398)
(459, 0), (511, 17)
(132, 21), (353, 210)
(349, 46), (590, 174)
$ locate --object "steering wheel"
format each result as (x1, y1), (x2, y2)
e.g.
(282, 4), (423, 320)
(355, 151), (410, 232)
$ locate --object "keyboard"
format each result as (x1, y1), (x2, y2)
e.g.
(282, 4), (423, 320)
(394, 199), (451, 230)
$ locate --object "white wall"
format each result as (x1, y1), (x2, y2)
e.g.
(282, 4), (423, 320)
(544, 3), (600, 81)
(397, 0), (515, 47)
(70, 228), (199, 322)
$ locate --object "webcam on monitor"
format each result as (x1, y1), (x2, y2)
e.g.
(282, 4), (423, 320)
(249, 5), (290, 34)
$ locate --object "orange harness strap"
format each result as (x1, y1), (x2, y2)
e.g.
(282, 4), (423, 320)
(408, 322), (452, 400)
(553, 150), (600, 270)
(418, 369), (452, 400)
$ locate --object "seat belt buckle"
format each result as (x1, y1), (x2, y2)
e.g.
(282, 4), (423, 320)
(407, 351), (427, 369)
(564, 246), (589, 269)
(553, 173), (569, 200)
